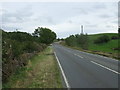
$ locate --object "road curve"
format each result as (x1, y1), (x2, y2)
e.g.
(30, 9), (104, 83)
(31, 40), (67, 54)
(53, 43), (119, 88)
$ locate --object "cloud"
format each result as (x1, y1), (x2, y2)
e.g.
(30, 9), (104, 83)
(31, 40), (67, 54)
(33, 16), (55, 25)
(106, 25), (114, 28)
(68, 20), (73, 24)
(99, 14), (112, 18)
(87, 24), (98, 27)
(1, 25), (22, 32)
(93, 3), (106, 9)
(1, 2), (118, 38)
(112, 20), (118, 24)
(72, 7), (89, 15)
(2, 5), (33, 24)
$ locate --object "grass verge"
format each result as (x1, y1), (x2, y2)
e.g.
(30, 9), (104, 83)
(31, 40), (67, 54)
(3, 46), (63, 88)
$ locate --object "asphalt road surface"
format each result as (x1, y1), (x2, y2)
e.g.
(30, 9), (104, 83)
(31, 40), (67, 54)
(53, 43), (119, 88)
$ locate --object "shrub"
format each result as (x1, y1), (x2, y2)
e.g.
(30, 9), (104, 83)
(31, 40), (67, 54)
(77, 34), (89, 49)
(65, 35), (77, 46)
(111, 36), (119, 40)
(94, 35), (110, 44)
(65, 34), (89, 49)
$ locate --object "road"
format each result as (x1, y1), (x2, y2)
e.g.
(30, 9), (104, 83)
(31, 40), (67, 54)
(53, 43), (119, 88)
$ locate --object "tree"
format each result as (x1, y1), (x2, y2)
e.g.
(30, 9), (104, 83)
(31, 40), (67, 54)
(77, 34), (89, 49)
(65, 35), (78, 46)
(57, 38), (60, 41)
(33, 27), (56, 44)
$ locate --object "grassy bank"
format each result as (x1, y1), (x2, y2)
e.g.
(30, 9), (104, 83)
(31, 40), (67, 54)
(3, 46), (63, 88)
(61, 33), (119, 60)
(88, 33), (119, 53)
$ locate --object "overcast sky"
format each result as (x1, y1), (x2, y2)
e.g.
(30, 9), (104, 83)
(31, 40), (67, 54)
(0, 2), (118, 38)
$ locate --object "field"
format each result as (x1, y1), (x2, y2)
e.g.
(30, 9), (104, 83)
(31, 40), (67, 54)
(88, 33), (119, 53)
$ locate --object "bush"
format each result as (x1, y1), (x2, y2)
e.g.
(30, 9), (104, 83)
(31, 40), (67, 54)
(11, 40), (24, 58)
(94, 35), (110, 44)
(77, 34), (89, 49)
(111, 36), (119, 40)
(65, 35), (77, 46)
(65, 34), (89, 49)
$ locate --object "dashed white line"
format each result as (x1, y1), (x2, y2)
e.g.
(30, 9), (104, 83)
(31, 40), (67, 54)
(74, 54), (83, 58)
(91, 61), (120, 74)
(76, 50), (118, 62)
(54, 52), (70, 88)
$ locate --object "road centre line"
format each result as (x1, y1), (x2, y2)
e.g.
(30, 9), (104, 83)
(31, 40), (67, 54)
(74, 54), (83, 58)
(75, 49), (118, 62)
(91, 61), (120, 74)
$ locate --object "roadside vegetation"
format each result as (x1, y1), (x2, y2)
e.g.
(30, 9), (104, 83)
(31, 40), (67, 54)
(3, 47), (62, 88)
(2, 27), (58, 87)
(62, 33), (120, 60)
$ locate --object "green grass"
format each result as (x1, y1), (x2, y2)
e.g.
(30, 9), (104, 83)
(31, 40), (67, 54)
(89, 39), (118, 53)
(88, 33), (118, 41)
(3, 46), (63, 88)
(88, 33), (119, 53)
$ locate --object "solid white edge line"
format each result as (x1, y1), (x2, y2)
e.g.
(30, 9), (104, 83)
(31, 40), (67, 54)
(54, 52), (70, 88)
(91, 61), (120, 74)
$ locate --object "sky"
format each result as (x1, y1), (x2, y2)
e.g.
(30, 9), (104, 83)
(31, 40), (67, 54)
(0, 1), (118, 38)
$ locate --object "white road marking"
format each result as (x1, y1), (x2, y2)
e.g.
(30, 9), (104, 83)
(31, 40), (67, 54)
(74, 54), (83, 58)
(91, 61), (120, 74)
(76, 50), (118, 62)
(54, 52), (70, 88)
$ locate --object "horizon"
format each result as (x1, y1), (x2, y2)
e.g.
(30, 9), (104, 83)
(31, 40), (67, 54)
(1, 28), (118, 39)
